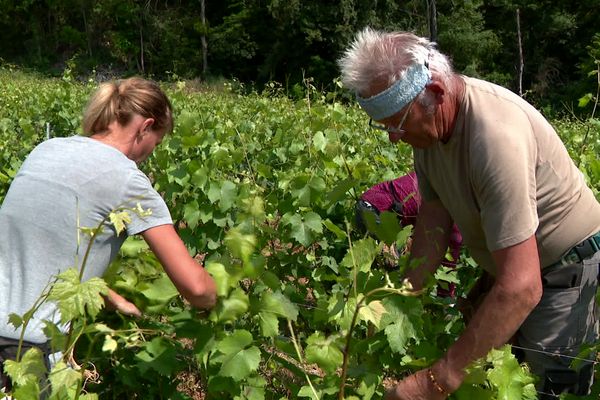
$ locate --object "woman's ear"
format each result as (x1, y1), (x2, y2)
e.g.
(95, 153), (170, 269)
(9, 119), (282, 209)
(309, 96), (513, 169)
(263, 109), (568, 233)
(141, 117), (155, 133)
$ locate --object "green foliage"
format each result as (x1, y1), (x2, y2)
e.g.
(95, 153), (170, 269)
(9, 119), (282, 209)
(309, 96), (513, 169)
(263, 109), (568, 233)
(2, 70), (599, 399)
(456, 345), (537, 400)
(437, 0), (503, 82)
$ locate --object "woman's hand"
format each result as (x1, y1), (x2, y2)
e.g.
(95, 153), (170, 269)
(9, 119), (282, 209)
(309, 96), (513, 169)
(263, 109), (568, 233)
(104, 288), (142, 318)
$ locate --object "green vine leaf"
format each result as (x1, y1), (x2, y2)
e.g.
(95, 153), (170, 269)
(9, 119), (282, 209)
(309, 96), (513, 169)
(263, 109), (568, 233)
(358, 300), (387, 329)
(281, 211), (323, 247)
(48, 360), (82, 398)
(205, 261), (243, 297)
(486, 346), (537, 400)
(8, 313), (23, 329)
(381, 296), (424, 354)
(340, 237), (379, 273)
(305, 332), (344, 374)
(47, 268), (109, 323)
(207, 180), (238, 212)
(135, 337), (179, 376)
(102, 334), (118, 353)
(214, 288), (249, 323)
(213, 329), (261, 381)
(258, 311), (279, 337)
(224, 226), (257, 265)
(258, 291), (299, 321)
(139, 274), (179, 304)
(109, 210), (132, 235)
(219, 346), (261, 382)
(9, 380), (40, 400)
(4, 347), (46, 387)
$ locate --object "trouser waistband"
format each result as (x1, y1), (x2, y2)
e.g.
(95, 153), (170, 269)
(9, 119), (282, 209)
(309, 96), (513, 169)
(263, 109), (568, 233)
(548, 232), (600, 269)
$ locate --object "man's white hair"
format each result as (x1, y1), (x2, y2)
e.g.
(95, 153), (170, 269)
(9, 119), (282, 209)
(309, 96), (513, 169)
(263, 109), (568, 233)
(338, 27), (454, 97)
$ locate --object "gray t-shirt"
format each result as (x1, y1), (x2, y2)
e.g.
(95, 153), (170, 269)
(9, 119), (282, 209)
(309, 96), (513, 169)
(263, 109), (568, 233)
(0, 136), (172, 343)
(414, 77), (600, 274)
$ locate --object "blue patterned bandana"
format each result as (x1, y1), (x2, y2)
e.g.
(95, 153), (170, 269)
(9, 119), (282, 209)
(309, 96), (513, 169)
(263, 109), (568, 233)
(356, 63), (431, 120)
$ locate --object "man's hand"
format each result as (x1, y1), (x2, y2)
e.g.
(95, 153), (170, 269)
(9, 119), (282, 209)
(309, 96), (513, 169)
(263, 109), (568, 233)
(384, 369), (448, 400)
(104, 288), (142, 318)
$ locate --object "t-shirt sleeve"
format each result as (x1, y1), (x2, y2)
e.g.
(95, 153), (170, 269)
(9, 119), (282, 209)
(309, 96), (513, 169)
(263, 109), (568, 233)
(121, 170), (173, 235)
(472, 114), (539, 251)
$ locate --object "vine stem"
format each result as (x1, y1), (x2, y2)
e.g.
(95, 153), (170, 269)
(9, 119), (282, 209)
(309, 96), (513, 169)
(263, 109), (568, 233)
(234, 126), (258, 187)
(576, 59), (599, 166)
(337, 287), (400, 400)
(337, 228), (422, 399)
(287, 319), (320, 400)
(15, 285), (53, 361)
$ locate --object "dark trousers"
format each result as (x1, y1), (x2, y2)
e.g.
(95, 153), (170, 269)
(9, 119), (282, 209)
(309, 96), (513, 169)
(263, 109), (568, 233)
(517, 251), (599, 398)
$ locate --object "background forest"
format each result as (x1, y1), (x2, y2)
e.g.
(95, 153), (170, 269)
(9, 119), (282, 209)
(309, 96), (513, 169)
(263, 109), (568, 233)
(1, 0), (599, 110)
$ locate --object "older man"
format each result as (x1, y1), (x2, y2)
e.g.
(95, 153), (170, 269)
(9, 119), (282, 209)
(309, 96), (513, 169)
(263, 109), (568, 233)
(339, 28), (600, 399)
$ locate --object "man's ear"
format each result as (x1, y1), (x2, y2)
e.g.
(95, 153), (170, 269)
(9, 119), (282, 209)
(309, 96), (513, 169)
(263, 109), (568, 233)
(425, 81), (446, 104)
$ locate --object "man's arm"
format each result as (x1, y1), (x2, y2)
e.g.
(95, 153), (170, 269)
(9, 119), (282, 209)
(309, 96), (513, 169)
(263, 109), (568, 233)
(387, 235), (543, 399)
(404, 198), (453, 290)
(433, 234), (542, 390)
(142, 224), (217, 309)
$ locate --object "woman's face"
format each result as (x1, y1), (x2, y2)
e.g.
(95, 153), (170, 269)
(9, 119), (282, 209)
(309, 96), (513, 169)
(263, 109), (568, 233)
(131, 126), (166, 164)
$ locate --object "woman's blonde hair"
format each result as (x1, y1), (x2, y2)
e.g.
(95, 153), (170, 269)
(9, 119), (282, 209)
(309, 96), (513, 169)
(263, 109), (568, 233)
(82, 77), (173, 136)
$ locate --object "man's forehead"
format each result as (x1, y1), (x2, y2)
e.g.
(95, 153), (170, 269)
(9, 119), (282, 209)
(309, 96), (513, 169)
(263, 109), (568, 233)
(356, 63), (431, 121)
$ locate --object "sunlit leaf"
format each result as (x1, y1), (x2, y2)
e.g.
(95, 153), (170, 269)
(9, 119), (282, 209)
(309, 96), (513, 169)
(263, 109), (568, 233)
(205, 261), (239, 296)
(109, 210), (132, 235)
(48, 360), (82, 398)
(323, 218), (347, 240)
(4, 347), (46, 387)
(102, 334), (118, 353)
(47, 268), (108, 322)
(312, 131), (327, 152)
(8, 313), (23, 329)
(216, 329), (253, 355)
(183, 200), (201, 229)
(358, 300), (387, 328)
(215, 288), (249, 323)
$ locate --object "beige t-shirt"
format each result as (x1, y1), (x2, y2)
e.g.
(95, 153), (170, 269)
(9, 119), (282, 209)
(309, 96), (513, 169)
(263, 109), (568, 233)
(414, 77), (600, 274)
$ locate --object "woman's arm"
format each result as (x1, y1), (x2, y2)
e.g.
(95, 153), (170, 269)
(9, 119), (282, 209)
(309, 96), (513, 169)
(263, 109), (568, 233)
(142, 224), (217, 309)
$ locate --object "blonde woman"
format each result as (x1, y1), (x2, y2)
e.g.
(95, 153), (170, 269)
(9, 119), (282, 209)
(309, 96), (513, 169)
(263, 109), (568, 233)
(0, 78), (216, 390)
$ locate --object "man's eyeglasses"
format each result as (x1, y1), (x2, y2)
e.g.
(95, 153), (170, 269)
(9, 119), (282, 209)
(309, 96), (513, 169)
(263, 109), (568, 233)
(369, 99), (415, 135)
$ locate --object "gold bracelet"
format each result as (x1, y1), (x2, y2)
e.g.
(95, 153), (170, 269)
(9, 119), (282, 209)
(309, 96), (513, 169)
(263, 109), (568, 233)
(427, 368), (448, 396)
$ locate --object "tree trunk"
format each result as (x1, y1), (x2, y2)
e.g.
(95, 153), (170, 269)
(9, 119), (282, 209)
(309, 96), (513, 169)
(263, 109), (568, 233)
(200, 0), (208, 76)
(516, 8), (524, 96)
(427, 0), (437, 42)
(140, 22), (145, 74)
(81, 4), (93, 58)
